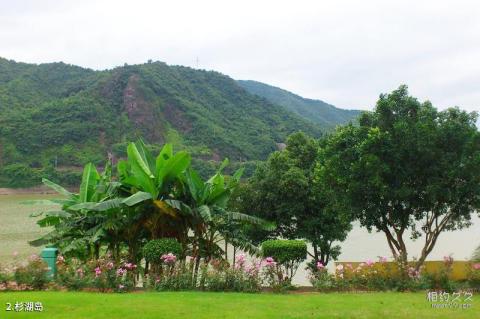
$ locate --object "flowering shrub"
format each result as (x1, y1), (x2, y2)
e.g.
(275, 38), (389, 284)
(56, 256), (87, 291)
(200, 255), (263, 292)
(467, 262), (480, 288)
(56, 255), (138, 292)
(310, 257), (432, 292)
(0, 264), (14, 291)
(146, 256), (195, 291)
(143, 239), (182, 274)
(419, 255), (457, 292)
(308, 261), (336, 291)
(13, 254), (49, 290)
(146, 254), (264, 293)
(262, 256), (290, 291)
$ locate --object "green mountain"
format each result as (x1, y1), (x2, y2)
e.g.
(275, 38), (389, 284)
(0, 58), (334, 187)
(237, 80), (360, 129)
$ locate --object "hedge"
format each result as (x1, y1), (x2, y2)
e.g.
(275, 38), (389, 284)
(261, 240), (307, 264)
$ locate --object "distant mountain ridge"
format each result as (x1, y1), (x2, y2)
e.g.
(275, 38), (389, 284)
(237, 80), (360, 129)
(0, 57), (359, 187)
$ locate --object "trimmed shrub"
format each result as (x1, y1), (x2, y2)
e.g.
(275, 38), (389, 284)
(261, 240), (307, 264)
(143, 238), (182, 265)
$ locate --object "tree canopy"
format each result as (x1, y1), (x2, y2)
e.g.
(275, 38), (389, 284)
(237, 132), (353, 266)
(322, 85), (480, 269)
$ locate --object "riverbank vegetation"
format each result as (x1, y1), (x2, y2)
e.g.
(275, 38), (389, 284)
(2, 86), (480, 295)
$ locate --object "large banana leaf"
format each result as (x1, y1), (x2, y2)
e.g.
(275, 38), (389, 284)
(185, 169), (207, 203)
(126, 143), (158, 197)
(198, 205), (212, 221)
(155, 143), (173, 176)
(42, 178), (76, 199)
(157, 151), (191, 190)
(134, 139), (156, 173)
(123, 191), (152, 206)
(127, 143), (155, 178)
(79, 163), (100, 203)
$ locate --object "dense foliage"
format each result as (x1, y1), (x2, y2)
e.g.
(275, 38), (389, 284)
(143, 239), (183, 264)
(0, 57), (338, 187)
(237, 132), (353, 266)
(261, 240), (307, 265)
(321, 85), (480, 270)
(29, 140), (270, 282)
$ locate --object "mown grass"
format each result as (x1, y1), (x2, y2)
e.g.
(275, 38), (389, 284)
(0, 291), (477, 319)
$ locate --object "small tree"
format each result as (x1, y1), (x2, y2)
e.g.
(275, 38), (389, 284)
(238, 132), (353, 266)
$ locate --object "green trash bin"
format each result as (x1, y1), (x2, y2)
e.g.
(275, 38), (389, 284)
(41, 247), (58, 280)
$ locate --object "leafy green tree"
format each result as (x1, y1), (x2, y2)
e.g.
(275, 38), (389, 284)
(239, 132), (353, 265)
(323, 85), (480, 269)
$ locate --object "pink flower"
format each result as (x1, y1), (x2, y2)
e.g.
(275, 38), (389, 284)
(317, 262), (325, 270)
(94, 267), (102, 277)
(379, 256), (388, 263)
(106, 262), (114, 270)
(235, 254), (246, 269)
(123, 262), (137, 270)
(407, 267), (420, 279)
(264, 257), (276, 267)
(160, 253), (177, 265)
(366, 259), (375, 267)
(118, 284), (125, 290)
(336, 264), (344, 272)
(346, 263), (353, 269)
(116, 268), (127, 277)
(57, 255), (65, 263)
(472, 263), (480, 270)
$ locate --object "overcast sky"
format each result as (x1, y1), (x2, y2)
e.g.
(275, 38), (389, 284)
(1, 0), (479, 111)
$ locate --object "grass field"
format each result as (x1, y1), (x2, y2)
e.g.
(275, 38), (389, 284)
(0, 194), (56, 262)
(0, 291), (477, 319)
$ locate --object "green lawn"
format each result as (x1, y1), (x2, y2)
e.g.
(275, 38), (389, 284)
(0, 291), (477, 318)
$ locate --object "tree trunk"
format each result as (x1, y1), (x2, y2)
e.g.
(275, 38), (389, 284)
(193, 255), (201, 287)
(232, 246), (237, 268)
(224, 238), (228, 261)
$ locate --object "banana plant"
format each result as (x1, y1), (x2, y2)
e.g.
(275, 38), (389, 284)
(69, 141), (192, 241)
(172, 160), (274, 267)
(28, 162), (119, 258)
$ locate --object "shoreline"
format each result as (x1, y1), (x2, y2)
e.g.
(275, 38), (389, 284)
(0, 186), (62, 195)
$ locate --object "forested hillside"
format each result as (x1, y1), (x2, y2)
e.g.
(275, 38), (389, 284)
(0, 58), (358, 187)
(0, 58), (320, 187)
(238, 80), (360, 129)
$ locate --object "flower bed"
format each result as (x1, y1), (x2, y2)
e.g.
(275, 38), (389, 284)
(310, 256), (480, 292)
